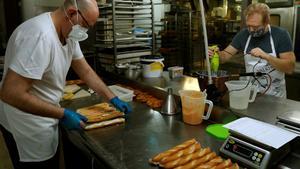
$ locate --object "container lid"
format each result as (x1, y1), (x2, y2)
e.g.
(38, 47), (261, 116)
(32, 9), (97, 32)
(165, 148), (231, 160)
(140, 55), (164, 62)
(115, 63), (129, 68)
(127, 64), (141, 69)
(168, 66), (184, 71)
(206, 124), (229, 140)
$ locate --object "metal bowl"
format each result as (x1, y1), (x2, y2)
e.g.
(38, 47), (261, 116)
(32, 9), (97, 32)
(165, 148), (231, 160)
(125, 65), (142, 79)
(115, 63), (129, 75)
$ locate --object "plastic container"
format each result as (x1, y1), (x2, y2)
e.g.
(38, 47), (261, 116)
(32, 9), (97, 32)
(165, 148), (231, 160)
(108, 85), (134, 102)
(225, 80), (257, 110)
(140, 55), (164, 78)
(209, 45), (220, 72)
(168, 66), (184, 79)
(178, 90), (213, 125)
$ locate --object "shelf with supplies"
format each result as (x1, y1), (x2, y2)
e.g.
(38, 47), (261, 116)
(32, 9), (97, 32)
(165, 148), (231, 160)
(94, 0), (155, 71)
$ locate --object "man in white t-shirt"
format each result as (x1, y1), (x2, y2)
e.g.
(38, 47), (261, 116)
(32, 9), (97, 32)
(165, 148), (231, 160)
(0, 0), (131, 168)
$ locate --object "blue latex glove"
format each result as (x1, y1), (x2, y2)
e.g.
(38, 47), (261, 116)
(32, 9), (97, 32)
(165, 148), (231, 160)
(61, 109), (88, 130)
(110, 96), (132, 114)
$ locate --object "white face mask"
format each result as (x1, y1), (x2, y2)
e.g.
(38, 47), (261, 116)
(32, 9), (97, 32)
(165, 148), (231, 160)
(64, 0), (89, 42)
(68, 25), (88, 41)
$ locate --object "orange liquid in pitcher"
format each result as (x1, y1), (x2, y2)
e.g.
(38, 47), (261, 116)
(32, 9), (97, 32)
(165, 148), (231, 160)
(181, 92), (205, 125)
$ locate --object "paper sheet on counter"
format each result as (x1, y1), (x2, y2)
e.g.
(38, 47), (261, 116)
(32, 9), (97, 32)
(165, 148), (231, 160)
(224, 117), (298, 149)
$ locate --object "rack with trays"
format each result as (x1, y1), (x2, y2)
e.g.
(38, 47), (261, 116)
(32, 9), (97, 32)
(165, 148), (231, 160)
(95, 0), (155, 70)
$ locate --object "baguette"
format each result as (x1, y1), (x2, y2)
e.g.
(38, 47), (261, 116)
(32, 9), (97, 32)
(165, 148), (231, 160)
(173, 152), (217, 169)
(160, 143), (201, 164)
(84, 118), (125, 130)
(225, 163), (239, 169)
(211, 159), (233, 169)
(86, 110), (124, 123)
(149, 139), (197, 165)
(195, 156), (224, 169)
(77, 103), (124, 123)
(162, 148), (211, 168)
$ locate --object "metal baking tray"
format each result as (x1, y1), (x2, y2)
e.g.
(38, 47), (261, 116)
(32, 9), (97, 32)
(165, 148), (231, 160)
(115, 0), (151, 4)
(115, 5), (151, 9)
(116, 15), (152, 20)
(116, 11), (151, 15)
(277, 111), (300, 128)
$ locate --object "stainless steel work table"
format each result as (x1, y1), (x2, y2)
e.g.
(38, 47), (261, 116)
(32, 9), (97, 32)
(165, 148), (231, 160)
(61, 72), (300, 169)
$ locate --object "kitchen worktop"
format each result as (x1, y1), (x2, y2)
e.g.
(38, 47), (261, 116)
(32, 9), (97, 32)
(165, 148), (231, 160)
(61, 71), (300, 169)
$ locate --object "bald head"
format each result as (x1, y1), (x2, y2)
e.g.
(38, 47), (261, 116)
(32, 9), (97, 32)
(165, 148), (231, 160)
(62, 0), (99, 26)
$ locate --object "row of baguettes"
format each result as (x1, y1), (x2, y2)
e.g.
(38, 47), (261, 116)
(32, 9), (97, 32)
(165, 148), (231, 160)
(149, 138), (239, 169)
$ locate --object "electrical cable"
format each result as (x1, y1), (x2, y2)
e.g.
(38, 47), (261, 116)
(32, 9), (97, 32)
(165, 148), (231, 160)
(250, 58), (273, 96)
(227, 54), (255, 93)
(257, 73), (272, 96)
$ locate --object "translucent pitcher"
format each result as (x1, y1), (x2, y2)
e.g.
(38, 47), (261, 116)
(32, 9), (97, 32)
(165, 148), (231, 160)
(225, 80), (258, 110)
(178, 90), (213, 125)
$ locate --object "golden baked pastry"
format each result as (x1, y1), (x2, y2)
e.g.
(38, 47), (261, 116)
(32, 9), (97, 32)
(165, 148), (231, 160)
(77, 103), (124, 123)
(149, 138), (240, 169)
(150, 139), (197, 165)
(115, 84), (163, 108)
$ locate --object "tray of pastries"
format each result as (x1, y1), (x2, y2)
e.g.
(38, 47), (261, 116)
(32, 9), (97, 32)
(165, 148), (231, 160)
(77, 103), (125, 130)
(149, 138), (239, 169)
(116, 84), (163, 109)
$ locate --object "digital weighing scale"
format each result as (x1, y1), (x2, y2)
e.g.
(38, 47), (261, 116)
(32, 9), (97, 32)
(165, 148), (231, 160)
(276, 111), (300, 135)
(220, 131), (291, 169)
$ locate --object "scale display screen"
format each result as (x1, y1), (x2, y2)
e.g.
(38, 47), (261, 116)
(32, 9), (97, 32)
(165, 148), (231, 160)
(221, 135), (291, 169)
(233, 145), (253, 157)
(223, 138), (266, 166)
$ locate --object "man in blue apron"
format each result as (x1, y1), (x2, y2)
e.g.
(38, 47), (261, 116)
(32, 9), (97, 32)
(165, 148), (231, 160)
(209, 3), (296, 98)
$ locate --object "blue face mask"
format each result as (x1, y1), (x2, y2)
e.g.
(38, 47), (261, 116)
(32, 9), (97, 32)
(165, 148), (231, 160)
(248, 26), (266, 38)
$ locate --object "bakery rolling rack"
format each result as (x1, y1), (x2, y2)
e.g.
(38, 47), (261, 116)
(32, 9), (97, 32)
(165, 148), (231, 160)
(94, 0), (155, 71)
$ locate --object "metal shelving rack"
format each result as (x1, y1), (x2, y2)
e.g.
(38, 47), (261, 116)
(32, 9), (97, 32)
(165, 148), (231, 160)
(160, 10), (204, 72)
(95, 0), (155, 71)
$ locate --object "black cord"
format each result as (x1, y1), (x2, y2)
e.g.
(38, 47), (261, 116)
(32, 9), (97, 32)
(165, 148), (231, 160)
(236, 55), (274, 96)
(252, 58), (261, 72)
(227, 54), (254, 93)
(259, 74), (272, 96)
(252, 58), (268, 88)
(253, 75), (267, 88)
(251, 58), (274, 95)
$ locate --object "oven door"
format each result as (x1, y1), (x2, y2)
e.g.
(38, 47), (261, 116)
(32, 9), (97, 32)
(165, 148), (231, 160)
(269, 7), (295, 39)
(294, 5), (300, 61)
(259, 0), (294, 8)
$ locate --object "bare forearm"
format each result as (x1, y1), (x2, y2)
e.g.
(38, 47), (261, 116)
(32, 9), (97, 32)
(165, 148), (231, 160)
(219, 45), (238, 63)
(219, 50), (233, 63)
(266, 55), (295, 74)
(250, 49), (295, 74)
(1, 91), (64, 119)
(0, 69), (64, 119)
(82, 68), (115, 100)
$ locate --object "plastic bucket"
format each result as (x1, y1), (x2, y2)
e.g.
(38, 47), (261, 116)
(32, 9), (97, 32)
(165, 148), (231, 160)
(141, 55), (164, 78)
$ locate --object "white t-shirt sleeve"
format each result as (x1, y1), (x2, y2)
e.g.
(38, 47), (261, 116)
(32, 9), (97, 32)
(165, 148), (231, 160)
(72, 41), (84, 60)
(9, 35), (50, 80)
